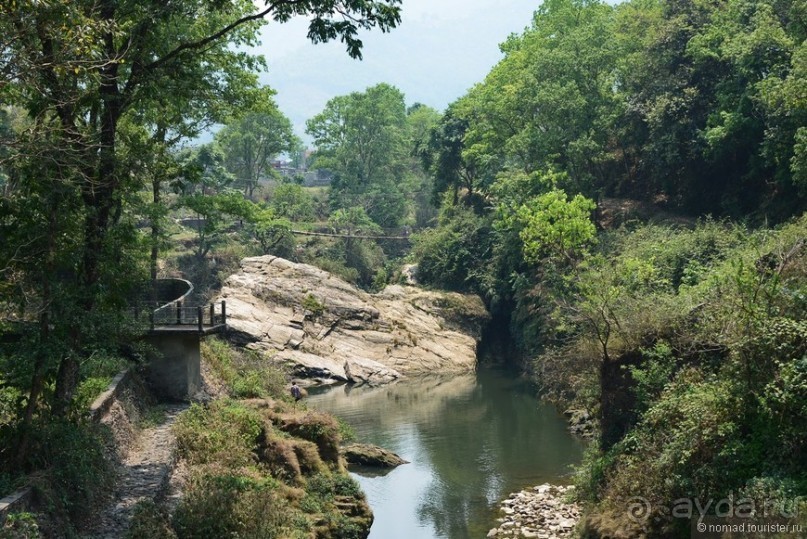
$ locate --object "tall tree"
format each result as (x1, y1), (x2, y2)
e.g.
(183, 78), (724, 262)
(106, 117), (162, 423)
(306, 83), (410, 227)
(217, 88), (298, 199)
(460, 0), (621, 197)
(421, 103), (482, 207)
(406, 103), (441, 227)
(0, 0), (403, 440)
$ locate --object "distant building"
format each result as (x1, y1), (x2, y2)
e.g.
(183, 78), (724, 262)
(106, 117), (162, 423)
(271, 159), (299, 179)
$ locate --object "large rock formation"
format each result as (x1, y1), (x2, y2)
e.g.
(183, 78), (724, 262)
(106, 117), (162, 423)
(217, 256), (490, 385)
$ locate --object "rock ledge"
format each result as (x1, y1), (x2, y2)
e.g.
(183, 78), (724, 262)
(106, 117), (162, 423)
(218, 256), (490, 385)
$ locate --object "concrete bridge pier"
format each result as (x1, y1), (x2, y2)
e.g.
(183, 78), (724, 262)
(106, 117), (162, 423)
(145, 332), (202, 401)
(137, 279), (226, 401)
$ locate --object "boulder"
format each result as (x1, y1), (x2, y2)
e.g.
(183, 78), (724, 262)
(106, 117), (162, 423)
(217, 256), (490, 385)
(342, 443), (409, 468)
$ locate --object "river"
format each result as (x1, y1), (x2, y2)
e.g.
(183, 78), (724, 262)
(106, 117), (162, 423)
(306, 364), (585, 539)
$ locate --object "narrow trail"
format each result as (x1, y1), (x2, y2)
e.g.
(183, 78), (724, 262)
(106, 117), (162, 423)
(84, 404), (187, 539)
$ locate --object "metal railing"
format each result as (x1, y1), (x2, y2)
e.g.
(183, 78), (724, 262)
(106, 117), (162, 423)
(133, 300), (227, 332)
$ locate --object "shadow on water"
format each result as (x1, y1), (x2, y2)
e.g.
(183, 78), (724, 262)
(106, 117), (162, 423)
(306, 365), (584, 539)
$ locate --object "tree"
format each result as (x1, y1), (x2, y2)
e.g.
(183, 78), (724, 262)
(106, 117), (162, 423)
(450, 0), (621, 200)
(516, 189), (597, 264)
(180, 191), (254, 259)
(0, 0), (403, 450)
(271, 182), (316, 221)
(307, 83), (410, 227)
(217, 89), (298, 199)
(247, 206), (294, 257)
(421, 103), (481, 207)
(406, 103), (442, 227)
(327, 206), (385, 284)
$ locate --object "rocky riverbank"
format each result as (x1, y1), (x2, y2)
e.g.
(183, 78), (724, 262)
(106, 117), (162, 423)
(217, 256), (490, 385)
(488, 484), (580, 539)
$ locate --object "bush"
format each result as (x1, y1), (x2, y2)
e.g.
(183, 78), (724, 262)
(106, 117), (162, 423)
(271, 183), (315, 221)
(302, 294), (325, 316)
(278, 411), (342, 466)
(0, 383), (22, 430)
(172, 394), (370, 538)
(173, 401), (262, 467)
(173, 471), (304, 539)
(72, 352), (129, 411)
(0, 513), (40, 539)
(27, 420), (115, 529)
(562, 217), (807, 537)
(304, 472), (369, 539)
(336, 418), (356, 444)
(201, 338), (288, 399)
(411, 204), (493, 293)
(627, 341), (677, 413)
(73, 377), (112, 411)
(308, 256), (360, 284)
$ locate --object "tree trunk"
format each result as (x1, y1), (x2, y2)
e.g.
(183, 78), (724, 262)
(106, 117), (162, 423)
(151, 124), (167, 285)
(59, 21), (123, 414)
(151, 176), (161, 283)
(52, 354), (79, 417)
(15, 197), (59, 463)
(15, 319), (48, 468)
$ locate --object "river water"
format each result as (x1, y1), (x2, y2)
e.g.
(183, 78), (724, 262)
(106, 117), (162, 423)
(306, 365), (585, 539)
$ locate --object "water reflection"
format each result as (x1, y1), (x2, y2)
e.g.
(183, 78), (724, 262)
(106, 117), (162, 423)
(306, 366), (584, 539)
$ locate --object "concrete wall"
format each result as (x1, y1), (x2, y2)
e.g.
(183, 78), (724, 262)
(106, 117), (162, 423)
(146, 333), (201, 401)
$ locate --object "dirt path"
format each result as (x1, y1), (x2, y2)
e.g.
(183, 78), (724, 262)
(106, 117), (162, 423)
(83, 404), (187, 538)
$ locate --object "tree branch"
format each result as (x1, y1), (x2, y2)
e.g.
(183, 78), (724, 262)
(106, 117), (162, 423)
(143, 5), (278, 73)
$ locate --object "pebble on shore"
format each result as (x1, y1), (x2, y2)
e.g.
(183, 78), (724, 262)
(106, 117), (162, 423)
(487, 484), (580, 539)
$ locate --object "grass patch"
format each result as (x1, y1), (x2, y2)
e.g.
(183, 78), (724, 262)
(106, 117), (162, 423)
(201, 337), (288, 399)
(126, 500), (177, 539)
(172, 470), (309, 539)
(174, 400), (263, 468)
(171, 398), (371, 538)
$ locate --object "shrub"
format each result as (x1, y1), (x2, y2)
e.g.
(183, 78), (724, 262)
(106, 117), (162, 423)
(336, 418), (356, 444)
(411, 204), (493, 293)
(172, 471), (304, 539)
(0, 512), (40, 539)
(0, 383), (22, 430)
(302, 294), (325, 316)
(27, 420), (115, 529)
(627, 341), (677, 413)
(72, 352), (129, 411)
(278, 412), (342, 466)
(126, 500), (177, 539)
(305, 472), (370, 539)
(271, 183), (316, 221)
(73, 377), (112, 411)
(307, 256), (360, 284)
(173, 401), (262, 467)
(201, 338), (288, 400)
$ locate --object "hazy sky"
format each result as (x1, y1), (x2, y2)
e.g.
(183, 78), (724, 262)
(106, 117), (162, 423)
(251, 0), (541, 143)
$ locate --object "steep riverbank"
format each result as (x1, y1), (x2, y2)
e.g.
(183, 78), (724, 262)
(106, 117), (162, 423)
(217, 256), (490, 385)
